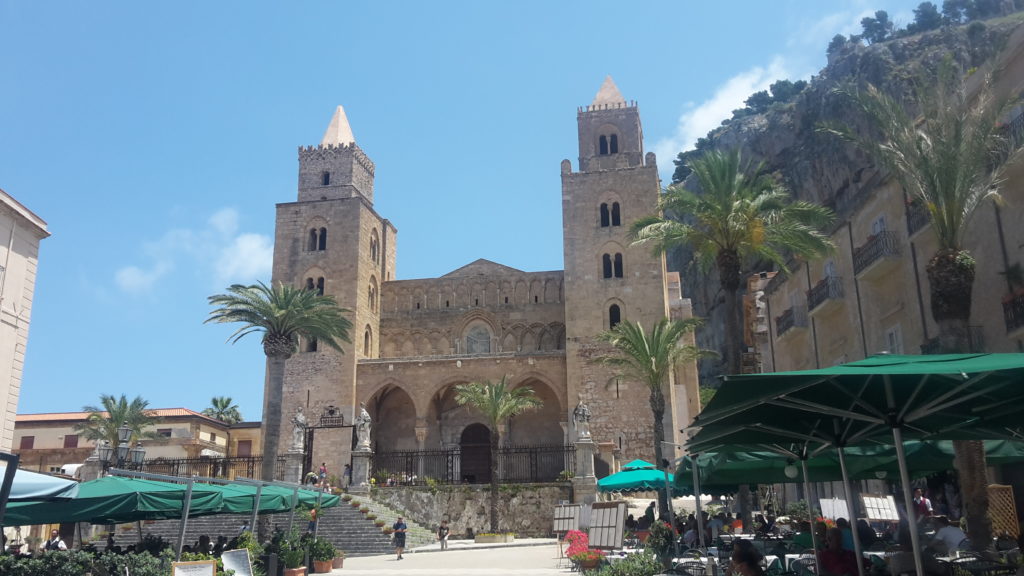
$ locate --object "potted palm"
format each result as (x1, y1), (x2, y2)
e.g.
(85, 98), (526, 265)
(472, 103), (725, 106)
(309, 537), (336, 574)
(281, 546), (306, 576)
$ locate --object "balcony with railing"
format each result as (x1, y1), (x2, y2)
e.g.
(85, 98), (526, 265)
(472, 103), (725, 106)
(775, 306), (808, 339)
(1004, 291), (1024, 338)
(906, 201), (930, 237)
(853, 231), (903, 280)
(807, 276), (844, 316)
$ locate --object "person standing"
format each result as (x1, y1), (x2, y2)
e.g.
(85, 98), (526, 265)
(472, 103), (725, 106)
(393, 516), (408, 560)
(643, 501), (656, 527)
(914, 488), (933, 521)
(343, 463), (352, 487)
(437, 520), (450, 551)
(42, 529), (67, 552)
(319, 462), (328, 484)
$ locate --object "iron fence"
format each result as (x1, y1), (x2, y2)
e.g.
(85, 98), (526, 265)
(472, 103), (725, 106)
(906, 201), (930, 236)
(853, 231), (902, 276)
(372, 444), (575, 486)
(776, 306), (807, 338)
(142, 455), (286, 481)
(807, 276), (844, 312)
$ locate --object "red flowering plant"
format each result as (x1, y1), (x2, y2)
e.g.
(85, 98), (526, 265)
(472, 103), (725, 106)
(564, 529), (606, 563)
(815, 517), (836, 529)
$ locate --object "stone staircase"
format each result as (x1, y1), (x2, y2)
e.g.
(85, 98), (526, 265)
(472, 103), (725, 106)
(101, 493), (431, 557)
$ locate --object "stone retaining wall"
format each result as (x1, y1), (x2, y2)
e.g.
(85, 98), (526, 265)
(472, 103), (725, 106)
(370, 483), (571, 538)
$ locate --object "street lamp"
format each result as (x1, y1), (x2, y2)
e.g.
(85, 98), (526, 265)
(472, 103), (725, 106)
(97, 421), (146, 471)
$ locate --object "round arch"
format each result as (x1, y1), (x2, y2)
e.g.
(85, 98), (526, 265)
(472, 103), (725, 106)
(365, 383), (418, 452)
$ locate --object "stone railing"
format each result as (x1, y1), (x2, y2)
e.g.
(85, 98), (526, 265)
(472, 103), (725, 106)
(371, 444), (575, 486)
(853, 231), (902, 276)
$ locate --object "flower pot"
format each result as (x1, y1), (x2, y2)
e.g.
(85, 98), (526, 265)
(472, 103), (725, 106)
(284, 568), (307, 576)
(313, 559), (333, 573)
(580, 557), (601, 570)
(332, 556), (345, 569)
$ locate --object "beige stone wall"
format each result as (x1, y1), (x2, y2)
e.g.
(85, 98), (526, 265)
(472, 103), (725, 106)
(0, 191), (47, 452)
(371, 483), (572, 537)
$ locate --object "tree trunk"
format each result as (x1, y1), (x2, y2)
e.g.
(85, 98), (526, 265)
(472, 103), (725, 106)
(650, 387), (668, 519)
(954, 440), (992, 552)
(927, 249), (990, 550)
(717, 250), (743, 376)
(261, 354), (287, 483)
(489, 429), (500, 533)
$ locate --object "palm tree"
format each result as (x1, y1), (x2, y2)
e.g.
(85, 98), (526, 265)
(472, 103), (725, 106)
(595, 318), (705, 518)
(206, 281), (352, 483)
(454, 376), (542, 532)
(823, 60), (1019, 552)
(631, 149), (836, 376)
(203, 396), (243, 425)
(75, 394), (159, 448)
(631, 149), (835, 529)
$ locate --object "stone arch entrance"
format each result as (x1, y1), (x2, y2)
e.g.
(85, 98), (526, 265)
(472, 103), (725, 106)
(460, 423), (491, 484)
(368, 385), (416, 452)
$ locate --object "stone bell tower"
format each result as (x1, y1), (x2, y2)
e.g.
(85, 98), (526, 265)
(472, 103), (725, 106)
(267, 106), (396, 478)
(561, 77), (680, 463)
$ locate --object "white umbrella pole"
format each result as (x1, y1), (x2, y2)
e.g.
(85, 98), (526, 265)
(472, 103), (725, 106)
(175, 478), (195, 561)
(691, 454), (706, 549)
(836, 447), (865, 576)
(287, 487), (299, 532)
(801, 459), (822, 576)
(892, 427), (925, 576)
(249, 485), (262, 532)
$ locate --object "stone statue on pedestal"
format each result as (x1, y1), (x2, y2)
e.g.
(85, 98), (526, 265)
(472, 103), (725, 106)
(291, 407), (307, 451)
(355, 402), (372, 450)
(573, 393), (592, 439)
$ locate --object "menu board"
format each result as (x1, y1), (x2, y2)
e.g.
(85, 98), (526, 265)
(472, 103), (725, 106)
(171, 560), (216, 576)
(862, 495), (899, 521)
(588, 501), (626, 550)
(222, 549), (253, 576)
(553, 504), (582, 533)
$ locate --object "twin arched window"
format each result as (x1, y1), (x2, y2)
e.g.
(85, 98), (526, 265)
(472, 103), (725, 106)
(306, 277), (325, 295)
(599, 134), (619, 155)
(600, 202), (621, 227)
(308, 227), (327, 251)
(602, 253), (623, 279)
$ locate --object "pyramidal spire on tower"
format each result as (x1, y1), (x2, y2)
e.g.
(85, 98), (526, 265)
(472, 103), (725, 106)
(320, 105), (356, 146)
(591, 75), (626, 106)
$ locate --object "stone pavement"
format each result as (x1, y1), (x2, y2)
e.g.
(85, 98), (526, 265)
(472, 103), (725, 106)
(330, 539), (575, 575)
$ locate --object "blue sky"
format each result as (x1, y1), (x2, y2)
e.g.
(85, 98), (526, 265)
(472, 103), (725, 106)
(2, 1), (922, 422)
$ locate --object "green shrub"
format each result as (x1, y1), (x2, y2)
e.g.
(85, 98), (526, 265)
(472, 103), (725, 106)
(597, 550), (662, 576)
(308, 536), (336, 562)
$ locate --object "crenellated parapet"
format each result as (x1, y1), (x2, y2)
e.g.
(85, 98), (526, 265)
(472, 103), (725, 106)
(297, 142), (376, 176)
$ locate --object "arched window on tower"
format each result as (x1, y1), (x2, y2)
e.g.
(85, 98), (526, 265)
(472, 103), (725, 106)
(609, 304), (621, 329)
(599, 135), (608, 155)
(466, 325), (491, 354)
(316, 277), (325, 295)
(613, 253), (623, 278)
(308, 229), (318, 252)
(610, 134), (619, 154)
(322, 171), (330, 186)
(318, 227), (327, 251)
(611, 202), (621, 226)
(600, 203), (610, 227)
(370, 230), (380, 264)
(305, 277), (315, 291)
(363, 327), (372, 357)
(602, 254), (613, 279)
(368, 278), (378, 313)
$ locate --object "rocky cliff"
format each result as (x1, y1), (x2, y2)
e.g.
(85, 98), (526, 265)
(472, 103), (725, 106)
(672, 14), (1024, 387)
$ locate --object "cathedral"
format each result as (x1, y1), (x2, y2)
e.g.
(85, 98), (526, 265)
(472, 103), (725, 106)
(267, 77), (699, 481)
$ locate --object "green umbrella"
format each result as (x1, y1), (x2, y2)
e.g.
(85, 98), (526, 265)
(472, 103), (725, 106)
(1, 476), (223, 526)
(597, 460), (672, 493)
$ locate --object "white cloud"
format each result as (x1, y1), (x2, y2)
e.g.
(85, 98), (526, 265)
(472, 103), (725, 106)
(114, 207), (271, 296)
(653, 57), (793, 177)
(215, 233), (274, 287)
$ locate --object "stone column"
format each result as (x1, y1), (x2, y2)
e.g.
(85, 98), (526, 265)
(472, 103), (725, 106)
(283, 449), (304, 484)
(349, 446), (372, 495)
(572, 436), (597, 504)
(415, 423), (428, 480)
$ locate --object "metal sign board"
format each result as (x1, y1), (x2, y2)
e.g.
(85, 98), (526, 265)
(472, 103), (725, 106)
(171, 560), (216, 576)
(588, 501), (627, 550)
(820, 497), (849, 520)
(222, 549), (253, 576)
(861, 495), (899, 521)
(553, 504), (581, 533)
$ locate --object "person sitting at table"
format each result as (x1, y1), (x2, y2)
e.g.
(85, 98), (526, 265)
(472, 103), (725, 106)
(731, 539), (767, 576)
(889, 527), (946, 576)
(625, 514), (638, 532)
(835, 518), (855, 552)
(856, 518), (879, 549)
(929, 515), (966, 555)
(819, 528), (862, 576)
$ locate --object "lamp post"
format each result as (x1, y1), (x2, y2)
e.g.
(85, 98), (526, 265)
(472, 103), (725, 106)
(97, 421), (146, 472)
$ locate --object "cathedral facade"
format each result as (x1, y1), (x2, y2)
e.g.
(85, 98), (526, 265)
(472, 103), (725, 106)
(268, 78), (699, 480)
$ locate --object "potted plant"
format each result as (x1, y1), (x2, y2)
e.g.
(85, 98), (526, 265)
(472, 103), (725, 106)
(281, 546), (306, 576)
(359, 506), (369, 514)
(309, 536), (336, 574)
(569, 548), (606, 571)
(332, 550), (346, 570)
(374, 520), (386, 528)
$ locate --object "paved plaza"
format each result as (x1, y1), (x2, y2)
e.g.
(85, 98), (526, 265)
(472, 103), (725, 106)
(334, 540), (575, 575)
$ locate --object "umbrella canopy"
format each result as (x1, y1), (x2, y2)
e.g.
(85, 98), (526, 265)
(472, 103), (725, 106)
(688, 353), (1024, 452)
(0, 466), (79, 501)
(1, 476), (223, 526)
(597, 460), (679, 493)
